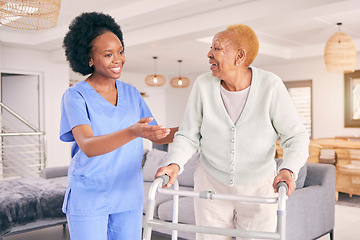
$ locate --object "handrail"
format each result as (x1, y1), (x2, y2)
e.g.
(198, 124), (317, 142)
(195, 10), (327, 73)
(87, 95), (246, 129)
(0, 132), (45, 136)
(0, 101), (39, 132)
(0, 101), (46, 179)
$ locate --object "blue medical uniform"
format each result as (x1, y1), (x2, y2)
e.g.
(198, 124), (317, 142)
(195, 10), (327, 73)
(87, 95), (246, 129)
(60, 80), (156, 217)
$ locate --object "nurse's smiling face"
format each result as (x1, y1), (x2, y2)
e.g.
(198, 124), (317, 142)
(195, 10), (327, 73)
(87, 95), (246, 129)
(88, 31), (125, 80)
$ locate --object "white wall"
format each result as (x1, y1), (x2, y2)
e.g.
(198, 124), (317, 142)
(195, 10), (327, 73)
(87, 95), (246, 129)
(259, 55), (360, 138)
(122, 71), (168, 126)
(1, 46), (71, 168)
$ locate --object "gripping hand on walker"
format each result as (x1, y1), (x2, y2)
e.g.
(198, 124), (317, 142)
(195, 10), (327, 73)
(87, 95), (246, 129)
(155, 163), (180, 188)
(273, 169), (296, 196)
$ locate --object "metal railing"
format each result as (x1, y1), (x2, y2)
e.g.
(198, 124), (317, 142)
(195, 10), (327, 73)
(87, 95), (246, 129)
(0, 102), (46, 180)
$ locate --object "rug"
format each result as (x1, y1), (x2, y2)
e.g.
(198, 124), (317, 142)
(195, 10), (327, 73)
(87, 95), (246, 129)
(336, 193), (360, 208)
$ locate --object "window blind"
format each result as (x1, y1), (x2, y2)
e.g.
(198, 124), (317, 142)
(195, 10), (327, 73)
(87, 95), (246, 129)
(284, 80), (312, 138)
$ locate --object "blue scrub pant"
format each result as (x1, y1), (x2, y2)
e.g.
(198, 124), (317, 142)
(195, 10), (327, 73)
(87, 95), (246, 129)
(66, 208), (142, 240)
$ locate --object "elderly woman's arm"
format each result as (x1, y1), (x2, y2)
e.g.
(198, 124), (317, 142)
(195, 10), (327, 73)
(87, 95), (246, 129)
(270, 80), (309, 195)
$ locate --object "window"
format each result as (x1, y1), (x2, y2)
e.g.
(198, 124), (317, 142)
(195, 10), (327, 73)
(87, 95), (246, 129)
(284, 80), (312, 138)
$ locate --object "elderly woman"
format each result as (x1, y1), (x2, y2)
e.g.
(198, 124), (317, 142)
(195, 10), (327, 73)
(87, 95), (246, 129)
(155, 24), (309, 239)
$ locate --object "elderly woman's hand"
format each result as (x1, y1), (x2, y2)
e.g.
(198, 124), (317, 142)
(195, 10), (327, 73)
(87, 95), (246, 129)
(155, 164), (180, 188)
(272, 169), (296, 196)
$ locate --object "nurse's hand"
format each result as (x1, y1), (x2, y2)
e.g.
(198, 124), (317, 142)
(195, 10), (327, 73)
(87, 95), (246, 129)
(155, 164), (180, 188)
(132, 117), (170, 141)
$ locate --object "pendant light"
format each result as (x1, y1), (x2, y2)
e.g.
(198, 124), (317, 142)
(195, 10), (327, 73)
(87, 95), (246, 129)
(324, 23), (357, 73)
(145, 56), (166, 87)
(170, 60), (190, 88)
(0, 0), (61, 30)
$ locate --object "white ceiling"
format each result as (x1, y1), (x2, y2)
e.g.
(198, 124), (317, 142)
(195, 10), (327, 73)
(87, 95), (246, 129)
(1, 0), (360, 76)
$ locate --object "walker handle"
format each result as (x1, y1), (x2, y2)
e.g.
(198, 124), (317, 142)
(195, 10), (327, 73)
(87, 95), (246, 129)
(276, 181), (289, 193)
(157, 174), (170, 187)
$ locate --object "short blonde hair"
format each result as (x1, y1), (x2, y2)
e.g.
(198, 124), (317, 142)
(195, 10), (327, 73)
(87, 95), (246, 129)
(227, 24), (259, 66)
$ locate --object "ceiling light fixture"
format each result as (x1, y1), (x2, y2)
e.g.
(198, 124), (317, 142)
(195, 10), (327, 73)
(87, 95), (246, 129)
(324, 22), (357, 73)
(145, 56), (166, 87)
(170, 60), (190, 88)
(0, 0), (61, 30)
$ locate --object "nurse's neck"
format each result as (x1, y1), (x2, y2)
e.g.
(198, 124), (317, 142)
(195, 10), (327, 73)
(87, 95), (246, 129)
(86, 75), (116, 92)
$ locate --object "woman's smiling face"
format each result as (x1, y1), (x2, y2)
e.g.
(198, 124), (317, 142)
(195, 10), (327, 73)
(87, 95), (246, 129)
(207, 30), (238, 79)
(89, 31), (125, 80)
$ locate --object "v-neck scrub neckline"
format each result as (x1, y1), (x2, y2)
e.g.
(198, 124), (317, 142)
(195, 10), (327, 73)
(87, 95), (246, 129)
(83, 80), (120, 107)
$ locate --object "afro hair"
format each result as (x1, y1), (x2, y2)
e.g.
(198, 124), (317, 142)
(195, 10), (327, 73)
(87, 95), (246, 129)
(227, 24), (259, 67)
(63, 12), (124, 76)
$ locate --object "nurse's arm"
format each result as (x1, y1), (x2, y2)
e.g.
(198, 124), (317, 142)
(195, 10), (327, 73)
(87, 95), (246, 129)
(72, 117), (170, 158)
(151, 127), (178, 145)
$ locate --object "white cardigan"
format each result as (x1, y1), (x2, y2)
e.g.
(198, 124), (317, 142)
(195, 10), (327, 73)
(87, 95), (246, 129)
(165, 67), (309, 186)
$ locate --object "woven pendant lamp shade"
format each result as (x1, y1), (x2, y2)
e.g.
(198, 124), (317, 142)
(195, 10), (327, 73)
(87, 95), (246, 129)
(170, 77), (190, 88)
(145, 57), (166, 87)
(145, 74), (166, 87)
(324, 24), (357, 73)
(170, 60), (190, 88)
(0, 0), (61, 30)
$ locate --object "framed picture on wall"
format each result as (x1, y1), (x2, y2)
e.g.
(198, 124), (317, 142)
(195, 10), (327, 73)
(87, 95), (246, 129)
(344, 70), (360, 127)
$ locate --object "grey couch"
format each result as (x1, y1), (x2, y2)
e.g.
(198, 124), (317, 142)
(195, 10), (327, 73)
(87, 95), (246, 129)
(142, 149), (336, 240)
(0, 166), (68, 239)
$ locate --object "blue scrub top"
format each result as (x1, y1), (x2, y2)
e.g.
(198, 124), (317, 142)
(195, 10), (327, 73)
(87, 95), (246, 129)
(60, 80), (157, 215)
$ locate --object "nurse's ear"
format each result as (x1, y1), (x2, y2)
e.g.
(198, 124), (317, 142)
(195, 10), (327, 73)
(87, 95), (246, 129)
(88, 56), (93, 68)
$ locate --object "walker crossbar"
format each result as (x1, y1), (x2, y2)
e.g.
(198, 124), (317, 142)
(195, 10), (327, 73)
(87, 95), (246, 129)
(158, 188), (279, 204)
(142, 176), (288, 240)
(147, 219), (281, 239)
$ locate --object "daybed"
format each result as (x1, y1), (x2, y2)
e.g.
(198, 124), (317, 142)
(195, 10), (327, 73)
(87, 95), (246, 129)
(0, 166), (68, 239)
(142, 149), (336, 240)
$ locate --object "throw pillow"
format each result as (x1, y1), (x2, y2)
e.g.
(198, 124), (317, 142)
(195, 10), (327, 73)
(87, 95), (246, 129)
(177, 151), (200, 187)
(295, 163), (307, 189)
(142, 149), (168, 182)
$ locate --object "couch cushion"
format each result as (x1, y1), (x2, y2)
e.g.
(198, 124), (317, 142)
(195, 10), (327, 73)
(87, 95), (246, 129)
(177, 151), (200, 187)
(158, 196), (195, 225)
(143, 181), (173, 218)
(143, 149), (199, 188)
(41, 166), (68, 179)
(143, 182), (194, 217)
(295, 163), (307, 189)
(142, 149), (168, 182)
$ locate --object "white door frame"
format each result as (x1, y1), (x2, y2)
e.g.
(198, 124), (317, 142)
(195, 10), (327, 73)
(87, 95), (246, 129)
(0, 68), (44, 131)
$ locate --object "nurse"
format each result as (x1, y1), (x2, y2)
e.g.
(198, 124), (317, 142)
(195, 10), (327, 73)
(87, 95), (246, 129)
(60, 12), (177, 240)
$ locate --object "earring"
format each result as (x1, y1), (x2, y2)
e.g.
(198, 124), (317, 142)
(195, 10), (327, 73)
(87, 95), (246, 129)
(236, 62), (239, 66)
(89, 63), (93, 68)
